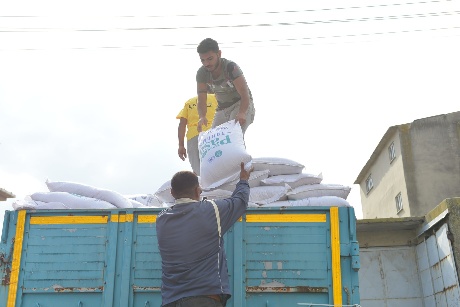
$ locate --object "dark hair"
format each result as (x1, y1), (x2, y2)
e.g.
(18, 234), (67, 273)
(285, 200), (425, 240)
(197, 38), (219, 54)
(171, 171), (199, 198)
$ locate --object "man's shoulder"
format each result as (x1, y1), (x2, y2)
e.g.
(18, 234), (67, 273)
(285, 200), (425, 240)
(222, 58), (244, 80)
(157, 207), (170, 219)
(221, 58), (238, 67)
(196, 65), (208, 75)
(221, 57), (233, 64)
(184, 96), (198, 106)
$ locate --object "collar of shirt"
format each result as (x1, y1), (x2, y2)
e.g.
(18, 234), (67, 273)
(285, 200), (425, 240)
(174, 198), (197, 205)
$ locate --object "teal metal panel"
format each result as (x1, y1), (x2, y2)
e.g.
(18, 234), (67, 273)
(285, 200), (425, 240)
(0, 206), (360, 307)
(102, 212), (121, 307)
(22, 292), (102, 306)
(242, 209), (331, 306)
(338, 207), (360, 305)
(4, 211), (111, 307)
(132, 220), (161, 288)
(131, 212), (162, 307)
(0, 210), (20, 305)
(119, 216), (134, 307)
(245, 292), (330, 307)
(229, 221), (244, 307)
(22, 221), (108, 292)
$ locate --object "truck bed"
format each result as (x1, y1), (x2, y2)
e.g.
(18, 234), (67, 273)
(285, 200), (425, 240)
(0, 206), (360, 307)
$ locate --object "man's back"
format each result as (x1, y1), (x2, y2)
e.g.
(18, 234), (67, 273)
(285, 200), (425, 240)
(156, 174), (251, 307)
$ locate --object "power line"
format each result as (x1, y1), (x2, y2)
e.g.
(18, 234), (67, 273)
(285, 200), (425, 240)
(2, 25), (458, 51)
(1, 11), (459, 32)
(0, 0), (453, 18)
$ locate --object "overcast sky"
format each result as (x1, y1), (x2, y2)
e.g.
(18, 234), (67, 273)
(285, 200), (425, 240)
(1, 0), (460, 230)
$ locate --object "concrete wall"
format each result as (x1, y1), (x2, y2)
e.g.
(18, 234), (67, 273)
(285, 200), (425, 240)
(400, 113), (460, 217)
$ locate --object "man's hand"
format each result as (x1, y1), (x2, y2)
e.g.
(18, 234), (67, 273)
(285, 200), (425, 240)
(235, 112), (247, 127)
(178, 146), (187, 161)
(197, 117), (208, 132)
(239, 162), (254, 181)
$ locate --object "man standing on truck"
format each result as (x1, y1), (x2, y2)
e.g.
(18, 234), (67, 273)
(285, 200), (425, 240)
(196, 38), (255, 135)
(156, 162), (253, 307)
(177, 92), (218, 175)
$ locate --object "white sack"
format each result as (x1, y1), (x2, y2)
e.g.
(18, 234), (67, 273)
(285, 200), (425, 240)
(13, 199), (72, 210)
(126, 194), (164, 207)
(154, 180), (175, 204)
(249, 184), (290, 205)
(252, 157), (304, 176)
(201, 189), (233, 200)
(198, 120), (252, 189)
(287, 184), (351, 200)
(31, 192), (117, 209)
(261, 196), (350, 207)
(218, 170), (270, 192)
(46, 180), (132, 208)
(12, 199), (38, 210)
(260, 172), (323, 189)
(129, 199), (149, 208)
(36, 202), (70, 209)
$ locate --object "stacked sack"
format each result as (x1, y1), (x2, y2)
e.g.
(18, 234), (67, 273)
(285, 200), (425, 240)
(11, 121), (351, 210)
(154, 156), (351, 208)
(250, 157), (351, 207)
(12, 180), (167, 210)
(154, 121), (351, 208)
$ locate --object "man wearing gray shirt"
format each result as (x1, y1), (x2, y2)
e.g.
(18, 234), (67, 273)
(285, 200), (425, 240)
(156, 162), (253, 307)
(196, 38), (255, 134)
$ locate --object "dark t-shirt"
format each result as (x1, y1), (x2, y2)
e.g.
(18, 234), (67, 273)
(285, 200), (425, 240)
(196, 58), (253, 109)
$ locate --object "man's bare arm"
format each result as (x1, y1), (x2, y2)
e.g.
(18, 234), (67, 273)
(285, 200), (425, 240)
(197, 82), (209, 132)
(232, 75), (250, 126)
(178, 118), (187, 161)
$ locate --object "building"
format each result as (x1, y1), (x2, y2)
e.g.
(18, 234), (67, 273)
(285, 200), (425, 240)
(355, 111), (460, 219)
(354, 111), (460, 305)
(0, 188), (15, 202)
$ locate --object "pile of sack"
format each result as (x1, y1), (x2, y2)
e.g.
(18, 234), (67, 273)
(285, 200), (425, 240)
(155, 156), (350, 208)
(12, 121), (351, 210)
(12, 180), (165, 210)
(149, 120), (351, 208)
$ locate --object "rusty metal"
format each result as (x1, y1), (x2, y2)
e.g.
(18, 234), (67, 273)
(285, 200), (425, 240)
(0, 253), (6, 266)
(344, 287), (350, 305)
(1, 267), (11, 285)
(132, 286), (162, 291)
(246, 286), (328, 293)
(40, 286), (104, 293)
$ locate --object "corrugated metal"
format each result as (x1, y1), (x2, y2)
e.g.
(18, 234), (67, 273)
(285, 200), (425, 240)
(418, 224), (460, 307)
(359, 247), (423, 306)
(360, 223), (460, 306)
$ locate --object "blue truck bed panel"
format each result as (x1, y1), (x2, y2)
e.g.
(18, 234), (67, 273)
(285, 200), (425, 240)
(0, 206), (360, 307)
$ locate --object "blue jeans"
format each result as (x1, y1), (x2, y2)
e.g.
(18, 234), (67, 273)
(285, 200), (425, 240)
(162, 296), (224, 307)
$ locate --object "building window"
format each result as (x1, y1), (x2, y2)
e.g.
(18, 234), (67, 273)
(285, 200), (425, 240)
(395, 192), (403, 213)
(366, 175), (373, 194)
(388, 142), (396, 162)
